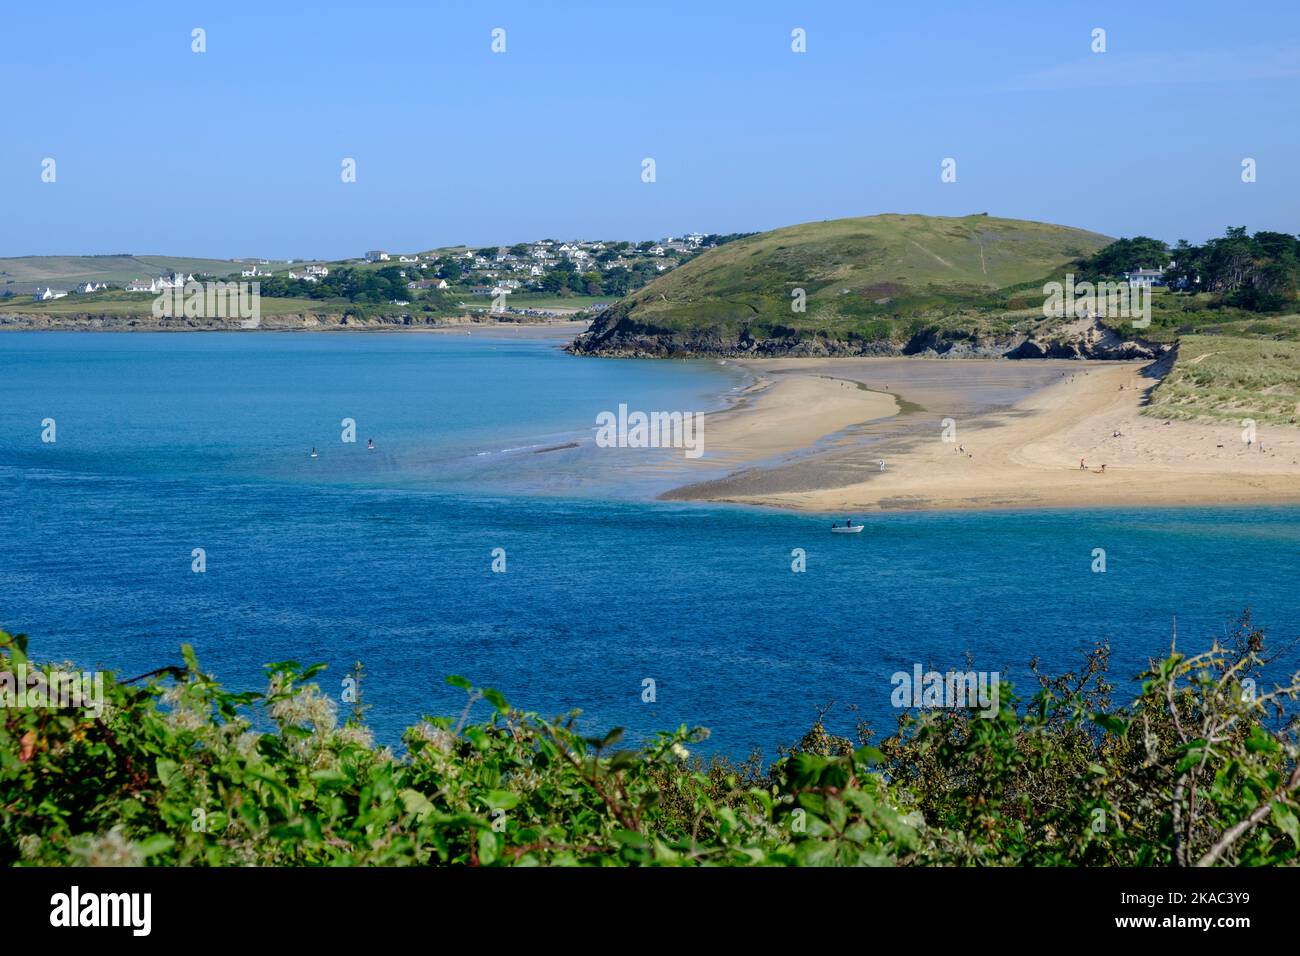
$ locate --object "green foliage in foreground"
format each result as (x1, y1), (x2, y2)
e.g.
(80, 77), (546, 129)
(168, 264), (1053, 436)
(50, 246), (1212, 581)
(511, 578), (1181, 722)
(4, 617), (1299, 867)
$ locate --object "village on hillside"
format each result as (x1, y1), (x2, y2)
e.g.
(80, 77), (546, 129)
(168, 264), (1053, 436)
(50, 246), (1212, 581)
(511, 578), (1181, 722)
(9, 233), (743, 310)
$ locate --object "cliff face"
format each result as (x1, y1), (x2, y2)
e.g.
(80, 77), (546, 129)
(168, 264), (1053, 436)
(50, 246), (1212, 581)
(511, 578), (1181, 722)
(567, 311), (1168, 361)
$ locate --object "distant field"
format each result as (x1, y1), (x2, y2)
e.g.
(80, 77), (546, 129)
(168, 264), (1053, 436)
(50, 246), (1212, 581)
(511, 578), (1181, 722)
(0, 255), (296, 294)
(1148, 331), (1300, 425)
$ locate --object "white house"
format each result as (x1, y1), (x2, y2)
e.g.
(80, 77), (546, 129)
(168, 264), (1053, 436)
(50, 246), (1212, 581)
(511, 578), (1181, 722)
(651, 246), (665, 256)
(365, 250), (390, 262)
(305, 265), (329, 277)
(33, 287), (68, 301)
(76, 281), (106, 294)
(148, 273), (195, 290)
(399, 255), (420, 263)
(125, 279), (152, 293)
(1124, 268), (1165, 289)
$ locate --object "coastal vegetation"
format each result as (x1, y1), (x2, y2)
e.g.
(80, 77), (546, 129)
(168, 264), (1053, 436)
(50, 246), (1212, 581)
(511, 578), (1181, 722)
(5, 616), (1299, 867)
(1148, 334), (1300, 425)
(1081, 227), (1300, 314)
(257, 266), (454, 308)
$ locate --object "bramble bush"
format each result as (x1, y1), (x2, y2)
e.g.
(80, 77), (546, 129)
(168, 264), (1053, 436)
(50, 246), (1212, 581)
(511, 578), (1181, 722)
(3, 614), (1298, 866)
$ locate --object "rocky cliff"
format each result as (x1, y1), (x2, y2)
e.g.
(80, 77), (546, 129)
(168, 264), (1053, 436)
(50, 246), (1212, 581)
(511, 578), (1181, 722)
(567, 312), (1167, 361)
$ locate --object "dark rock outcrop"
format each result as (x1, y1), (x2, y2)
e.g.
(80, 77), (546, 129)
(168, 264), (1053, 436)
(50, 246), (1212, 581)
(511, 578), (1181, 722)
(568, 310), (1169, 361)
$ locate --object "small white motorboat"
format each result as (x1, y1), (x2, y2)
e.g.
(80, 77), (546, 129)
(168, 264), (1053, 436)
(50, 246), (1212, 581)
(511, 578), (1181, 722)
(831, 523), (864, 534)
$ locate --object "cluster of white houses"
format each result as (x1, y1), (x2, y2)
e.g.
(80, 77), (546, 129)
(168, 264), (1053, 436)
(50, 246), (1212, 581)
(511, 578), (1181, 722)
(363, 233), (711, 297)
(22, 233), (712, 302)
(285, 264), (330, 282)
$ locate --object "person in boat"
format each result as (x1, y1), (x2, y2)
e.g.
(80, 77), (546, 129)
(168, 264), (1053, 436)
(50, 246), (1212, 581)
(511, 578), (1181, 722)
(367, 439), (375, 451)
(310, 447), (318, 458)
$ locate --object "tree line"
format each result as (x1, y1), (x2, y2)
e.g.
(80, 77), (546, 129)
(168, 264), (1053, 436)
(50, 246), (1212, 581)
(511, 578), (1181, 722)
(1077, 227), (1300, 312)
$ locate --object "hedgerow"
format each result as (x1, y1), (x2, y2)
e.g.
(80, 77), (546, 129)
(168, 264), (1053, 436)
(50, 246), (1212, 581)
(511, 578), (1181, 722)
(3, 614), (1298, 866)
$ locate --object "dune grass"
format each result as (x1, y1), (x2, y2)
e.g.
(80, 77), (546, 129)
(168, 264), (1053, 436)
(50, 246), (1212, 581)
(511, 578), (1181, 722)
(1147, 333), (1300, 425)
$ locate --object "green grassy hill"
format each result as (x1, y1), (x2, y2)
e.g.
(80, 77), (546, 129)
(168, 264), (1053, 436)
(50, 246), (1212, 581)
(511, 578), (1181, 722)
(571, 214), (1112, 355)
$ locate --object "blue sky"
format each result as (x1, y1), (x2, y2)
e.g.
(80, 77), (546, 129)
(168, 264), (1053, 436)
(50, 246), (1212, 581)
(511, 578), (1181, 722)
(3, 0), (1297, 258)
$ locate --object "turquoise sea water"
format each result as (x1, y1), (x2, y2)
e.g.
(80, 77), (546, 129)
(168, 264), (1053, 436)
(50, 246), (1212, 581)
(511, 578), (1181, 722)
(1, 332), (1297, 754)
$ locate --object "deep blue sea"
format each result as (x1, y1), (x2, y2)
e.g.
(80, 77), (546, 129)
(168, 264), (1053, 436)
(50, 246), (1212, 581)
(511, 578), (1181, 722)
(2, 332), (1297, 755)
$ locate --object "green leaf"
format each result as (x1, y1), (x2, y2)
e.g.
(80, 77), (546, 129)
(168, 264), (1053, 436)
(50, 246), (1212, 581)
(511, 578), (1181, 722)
(445, 675), (472, 690)
(1093, 713), (1129, 735)
(155, 758), (180, 787)
(1271, 801), (1300, 849)
(478, 829), (500, 865)
(399, 789), (435, 821)
(484, 790), (518, 811)
(1246, 726), (1280, 754)
(136, 834), (175, 858)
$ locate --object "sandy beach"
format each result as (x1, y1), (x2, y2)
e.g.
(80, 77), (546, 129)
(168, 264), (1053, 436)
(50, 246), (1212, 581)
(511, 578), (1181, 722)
(668, 357), (1300, 513)
(696, 371), (899, 467)
(426, 319), (590, 339)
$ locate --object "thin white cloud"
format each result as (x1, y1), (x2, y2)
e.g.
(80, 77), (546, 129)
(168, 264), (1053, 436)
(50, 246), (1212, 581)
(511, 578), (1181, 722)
(1006, 44), (1300, 92)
